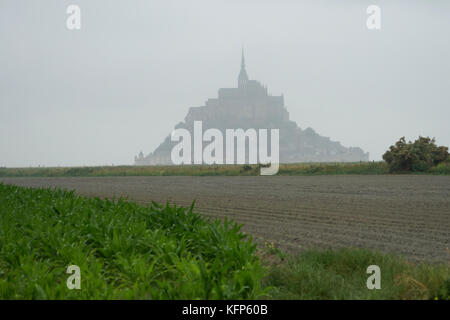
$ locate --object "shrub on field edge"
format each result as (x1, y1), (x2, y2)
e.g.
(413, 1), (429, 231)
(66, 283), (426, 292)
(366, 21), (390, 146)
(382, 136), (449, 172)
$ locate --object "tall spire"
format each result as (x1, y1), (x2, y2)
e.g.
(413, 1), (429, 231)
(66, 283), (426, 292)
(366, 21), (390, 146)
(238, 47), (249, 88)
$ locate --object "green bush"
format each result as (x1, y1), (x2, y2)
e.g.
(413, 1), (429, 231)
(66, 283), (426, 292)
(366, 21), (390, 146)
(0, 184), (264, 299)
(383, 137), (449, 172)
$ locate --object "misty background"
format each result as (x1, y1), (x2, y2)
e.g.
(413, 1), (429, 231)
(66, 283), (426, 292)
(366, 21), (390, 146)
(1, 0), (449, 167)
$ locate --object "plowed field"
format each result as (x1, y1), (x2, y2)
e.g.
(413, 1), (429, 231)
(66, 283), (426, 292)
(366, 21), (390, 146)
(2, 175), (449, 262)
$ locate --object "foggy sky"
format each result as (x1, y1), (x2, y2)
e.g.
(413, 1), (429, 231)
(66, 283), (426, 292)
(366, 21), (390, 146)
(1, 0), (449, 167)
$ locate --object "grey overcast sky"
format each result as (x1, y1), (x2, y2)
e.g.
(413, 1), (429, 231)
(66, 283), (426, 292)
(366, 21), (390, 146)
(1, 0), (449, 167)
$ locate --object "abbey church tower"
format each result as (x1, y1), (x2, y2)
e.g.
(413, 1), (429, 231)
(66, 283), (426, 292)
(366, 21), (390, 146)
(238, 49), (249, 88)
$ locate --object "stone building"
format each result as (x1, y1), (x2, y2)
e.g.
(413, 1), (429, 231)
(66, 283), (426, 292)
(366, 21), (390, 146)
(135, 51), (369, 165)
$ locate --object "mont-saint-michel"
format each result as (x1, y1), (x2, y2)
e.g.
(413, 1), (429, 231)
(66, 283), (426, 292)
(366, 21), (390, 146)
(135, 51), (369, 165)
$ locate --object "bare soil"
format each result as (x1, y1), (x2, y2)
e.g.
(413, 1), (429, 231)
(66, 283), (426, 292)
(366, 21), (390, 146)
(2, 175), (449, 263)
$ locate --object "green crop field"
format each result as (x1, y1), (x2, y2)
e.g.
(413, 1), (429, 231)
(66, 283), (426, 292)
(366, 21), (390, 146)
(0, 183), (448, 300)
(0, 183), (265, 299)
(1, 161), (449, 178)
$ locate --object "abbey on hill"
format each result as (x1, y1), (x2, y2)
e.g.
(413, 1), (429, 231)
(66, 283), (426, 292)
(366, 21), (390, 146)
(135, 51), (369, 165)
